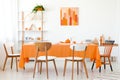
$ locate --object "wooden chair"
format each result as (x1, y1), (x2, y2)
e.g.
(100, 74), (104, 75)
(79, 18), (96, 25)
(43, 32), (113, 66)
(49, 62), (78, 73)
(33, 42), (58, 79)
(3, 42), (20, 72)
(63, 43), (88, 80)
(91, 44), (113, 72)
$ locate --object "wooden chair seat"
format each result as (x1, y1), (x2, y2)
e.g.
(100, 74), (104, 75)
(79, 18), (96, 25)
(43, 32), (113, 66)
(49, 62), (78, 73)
(65, 57), (83, 61)
(8, 54), (20, 57)
(37, 56), (56, 60)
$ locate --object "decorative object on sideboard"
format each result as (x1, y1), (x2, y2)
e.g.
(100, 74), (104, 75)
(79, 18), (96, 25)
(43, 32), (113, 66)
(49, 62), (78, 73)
(65, 38), (71, 43)
(93, 37), (99, 45)
(105, 40), (115, 45)
(100, 34), (105, 45)
(85, 39), (93, 43)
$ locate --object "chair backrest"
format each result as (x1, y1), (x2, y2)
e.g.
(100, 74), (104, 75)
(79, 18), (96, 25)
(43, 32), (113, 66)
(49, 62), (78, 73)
(70, 43), (87, 59)
(103, 45), (113, 57)
(35, 42), (52, 52)
(3, 42), (14, 56)
(34, 42), (52, 61)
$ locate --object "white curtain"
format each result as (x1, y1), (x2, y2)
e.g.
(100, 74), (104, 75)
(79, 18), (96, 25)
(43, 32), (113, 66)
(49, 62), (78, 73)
(0, 0), (18, 43)
(0, 0), (18, 68)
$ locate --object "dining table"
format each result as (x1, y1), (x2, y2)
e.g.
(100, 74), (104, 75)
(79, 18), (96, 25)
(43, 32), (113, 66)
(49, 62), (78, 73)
(19, 42), (101, 69)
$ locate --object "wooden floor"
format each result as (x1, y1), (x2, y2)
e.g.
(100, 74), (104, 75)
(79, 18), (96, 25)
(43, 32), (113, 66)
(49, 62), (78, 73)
(0, 58), (120, 80)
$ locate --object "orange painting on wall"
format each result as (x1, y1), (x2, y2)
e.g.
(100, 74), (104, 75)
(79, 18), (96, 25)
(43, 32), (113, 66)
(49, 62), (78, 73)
(60, 7), (79, 26)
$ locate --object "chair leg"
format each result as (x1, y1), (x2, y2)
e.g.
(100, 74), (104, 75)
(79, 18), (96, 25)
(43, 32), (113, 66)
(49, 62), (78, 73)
(108, 57), (113, 71)
(37, 62), (40, 72)
(63, 59), (67, 76)
(91, 60), (95, 70)
(33, 61), (37, 78)
(46, 60), (49, 79)
(104, 57), (106, 69)
(3, 57), (7, 71)
(23, 66), (25, 70)
(11, 57), (13, 69)
(40, 62), (42, 74)
(53, 59), (58, 76)
(16, 57), (18, 72)
(72, 60), (74, 80)
(99, 66), (101, 72)
(80, 61), (83, 72)
(77, 61), (79, 75)
(37, 62), (40, 73)
(82, 61), (88, 78)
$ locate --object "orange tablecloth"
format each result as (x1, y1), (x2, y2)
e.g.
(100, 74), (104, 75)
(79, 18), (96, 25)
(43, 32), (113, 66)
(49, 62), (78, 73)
(19, 43), (101, 69)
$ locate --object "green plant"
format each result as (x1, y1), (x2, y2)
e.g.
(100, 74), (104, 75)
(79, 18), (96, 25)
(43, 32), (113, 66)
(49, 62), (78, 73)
(32, 5), (45, 13)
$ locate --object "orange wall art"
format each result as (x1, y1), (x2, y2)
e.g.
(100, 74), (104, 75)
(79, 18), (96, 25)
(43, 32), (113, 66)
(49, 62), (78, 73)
(60, 7), (79, 26)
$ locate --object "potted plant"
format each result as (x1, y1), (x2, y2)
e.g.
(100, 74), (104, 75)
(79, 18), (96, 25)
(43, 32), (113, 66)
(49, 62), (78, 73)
(32, 5), (45, 13)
